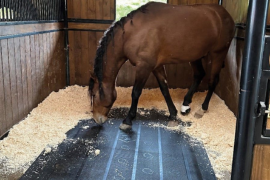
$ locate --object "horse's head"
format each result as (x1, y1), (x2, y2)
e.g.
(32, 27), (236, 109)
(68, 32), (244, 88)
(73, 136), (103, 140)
(89, 74), (117, 125)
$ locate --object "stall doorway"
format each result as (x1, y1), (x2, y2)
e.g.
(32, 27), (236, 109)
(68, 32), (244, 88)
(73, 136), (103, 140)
(116, 0), (167, 21)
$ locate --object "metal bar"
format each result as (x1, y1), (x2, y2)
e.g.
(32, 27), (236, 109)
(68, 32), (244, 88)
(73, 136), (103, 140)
(29, 0), (34, 20)
(0, 20), (62, 26)
(53, 0), (56, 20)
(64, 0), (70, 86)
(231, 0), (269, 180)
(68, 18), (114, 24)
(7, 0), (10, 20)
(1, 0), (4, 21)
(49, 0), (52, 20)
(58, 0), (61, 20)
(41, 0), (44, 20)
(68, 28), (106, 32)
(59, 0), (63, 20)
(14, 0), (18, 21)
(10, 0), (13, 20)
(218, 0), (222, 5)
(0, 29), (63, 40)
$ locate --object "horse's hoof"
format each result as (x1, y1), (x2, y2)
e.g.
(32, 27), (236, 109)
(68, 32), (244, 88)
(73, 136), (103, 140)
(181, 105), (191, 115)
(167, 120), (179, 127)
(194, 108), (206, 119)
(119, 123), (132, 131)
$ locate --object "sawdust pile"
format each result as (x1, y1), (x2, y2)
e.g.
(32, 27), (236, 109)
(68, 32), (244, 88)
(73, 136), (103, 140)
(0, 85), (92, 179)
(0, 85), (236, 180)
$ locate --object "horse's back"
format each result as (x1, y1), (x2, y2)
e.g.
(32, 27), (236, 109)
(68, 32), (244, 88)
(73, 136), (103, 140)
(123, 2), (234, 65)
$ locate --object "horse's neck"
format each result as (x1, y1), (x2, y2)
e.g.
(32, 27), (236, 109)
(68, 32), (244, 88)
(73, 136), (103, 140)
(102, 43), (126, 89)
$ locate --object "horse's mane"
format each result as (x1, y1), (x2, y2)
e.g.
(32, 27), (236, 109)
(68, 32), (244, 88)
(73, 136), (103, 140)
(89, 2), (153, 98)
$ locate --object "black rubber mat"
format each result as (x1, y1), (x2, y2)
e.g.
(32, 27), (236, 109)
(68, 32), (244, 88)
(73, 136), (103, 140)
(20, 108), (216, 180)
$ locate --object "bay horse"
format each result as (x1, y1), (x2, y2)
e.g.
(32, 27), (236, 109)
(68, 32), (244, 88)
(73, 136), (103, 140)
(89, 2), (235, 130)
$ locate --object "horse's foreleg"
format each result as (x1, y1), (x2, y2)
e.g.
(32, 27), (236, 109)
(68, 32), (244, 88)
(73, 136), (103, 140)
(194, 51), (225, 118)
(181, 59), (205, 115)
(153, 66), (177, 120)
(119, 65), (152, 130)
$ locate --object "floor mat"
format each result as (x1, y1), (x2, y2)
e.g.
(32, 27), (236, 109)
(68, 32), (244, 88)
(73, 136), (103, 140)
(20, 108), (216, 180)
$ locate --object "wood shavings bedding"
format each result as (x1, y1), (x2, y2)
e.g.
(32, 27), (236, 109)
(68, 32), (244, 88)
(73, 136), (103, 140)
(0, 85), (236, 180)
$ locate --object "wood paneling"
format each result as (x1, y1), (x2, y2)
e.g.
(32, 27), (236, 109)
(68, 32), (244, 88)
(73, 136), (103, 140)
(215, 38), (244, 115)
(0, 23), (64, 37)
(69, 30), (98, 85)
(68, 0), (115, 20)
(1, 39), (13, 134)
(68, 0), (116, 85)
(251, 145), (270, 180)
(0, 40), (6, 136)
(68, 23), (110, 31)
(0, 25), (66, 137)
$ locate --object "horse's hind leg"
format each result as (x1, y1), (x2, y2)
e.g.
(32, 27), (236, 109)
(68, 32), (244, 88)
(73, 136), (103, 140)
(119, 64), (152, 130)
(181, 59), (205, 115)
(153, 66), (178, 119)
(194, 51), (226, 118)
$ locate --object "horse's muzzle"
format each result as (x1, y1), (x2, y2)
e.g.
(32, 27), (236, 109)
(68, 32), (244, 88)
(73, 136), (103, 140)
(93, 113), (108, 125)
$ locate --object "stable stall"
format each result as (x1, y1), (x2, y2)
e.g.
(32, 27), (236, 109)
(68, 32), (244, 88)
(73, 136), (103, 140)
(0, 0), (269, 179)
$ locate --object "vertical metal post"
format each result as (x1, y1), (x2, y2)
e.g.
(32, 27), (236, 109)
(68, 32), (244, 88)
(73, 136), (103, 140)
(64, 0), (70, 86)
(218, 0), (222, 6)
(231, 0), (269, 180)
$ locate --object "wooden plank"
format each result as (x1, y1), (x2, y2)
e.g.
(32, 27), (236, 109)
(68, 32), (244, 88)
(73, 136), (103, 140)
(43, 33), (49, 97)
(47, 32), (52, 93)
(53, 32), (59, 92)
(87, 0), (96, 19)
(81, 0), (88, 19)
(77, 31), (90, 85)
(0, 23), (64, 37)
(88, 31), (97, 76)
(0, 40), (6, 136)
(19, 37), (29, 118)
(54, 31), (64, 91)
(251, 145), (270, 180)
(103, 0), (111, 20)
(35, 34), (41, 105)
(39, 34), (45, 100)
(68, 22), (110, 30)
(30, 35), (37, 109)
(50, 32), (57, 92)
(110, 0), (115, 20)
(67, 0), (74, 18)
(73, 0), (81, 18)
(68, 31), (76, 85)
(96, 0), (103, 20)
(1, 39), (12, 132)
(74, 31), (82, 84)
(7, 38), (19, 127)
(34, 35), (41, 105)
(168, 0), (178, 5)
(25, 36), (33, 112)
(14, 37), (24, 121)
(58, 32), (66, 89)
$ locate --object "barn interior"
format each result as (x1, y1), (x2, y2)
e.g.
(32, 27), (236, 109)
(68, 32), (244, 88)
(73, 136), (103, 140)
(0, 0), (270, 180)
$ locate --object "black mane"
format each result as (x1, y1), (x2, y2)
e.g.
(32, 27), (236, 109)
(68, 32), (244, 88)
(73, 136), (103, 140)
(89, 2), (152, 97)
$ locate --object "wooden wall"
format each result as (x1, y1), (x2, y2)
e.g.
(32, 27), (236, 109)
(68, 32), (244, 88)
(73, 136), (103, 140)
(67, 0), (113, 85)
(0, 23), (66, 137)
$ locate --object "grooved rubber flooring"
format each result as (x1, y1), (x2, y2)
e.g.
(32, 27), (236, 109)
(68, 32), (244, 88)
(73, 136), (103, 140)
(20, 108), (216, 180)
